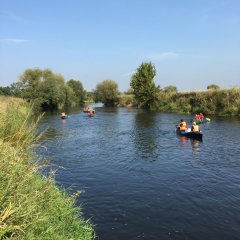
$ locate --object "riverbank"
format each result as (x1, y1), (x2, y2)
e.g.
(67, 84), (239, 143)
(0, 96), (94, 239)
(118, 87), (240, 116)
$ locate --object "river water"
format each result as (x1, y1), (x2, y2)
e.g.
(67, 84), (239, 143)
(37, 107), (240, 240)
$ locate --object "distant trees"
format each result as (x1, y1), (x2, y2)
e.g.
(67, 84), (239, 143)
(207, 84), (220, 90)
(0, 82), (21, 97)
(164, 85), (177, 93)
(130, 62), (160, 110)
(93, 80), (119, 106)
(18, 68), (86, 110)
(0, 86), (11, 96)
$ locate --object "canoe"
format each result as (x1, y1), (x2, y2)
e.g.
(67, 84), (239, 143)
(176, 128), (203, 141)
(84, 109), (95, 113)
(195, 119), (204, 125)
(194, 118), (211, 125)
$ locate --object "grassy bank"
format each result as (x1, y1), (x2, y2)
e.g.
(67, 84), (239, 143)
(118, 87), (240, 116)
(0, 97), (94, 240)
(158, 87), (240, 116)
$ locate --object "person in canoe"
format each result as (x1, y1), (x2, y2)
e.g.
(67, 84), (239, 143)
(191, 122), (200, 132)
(199, 113), (204, 121)
(178, 119), (187, 131)
(61, 112), (67, 119)
(194, 113), (204, 123)
(88, 109), (94, 117)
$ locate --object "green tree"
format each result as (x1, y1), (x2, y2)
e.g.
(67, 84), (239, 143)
(10, 82), (22, 97)
(67, 79), (86, 105)
(0, 86), (11, 96)
(19, 68), (79, 110)
(207, 84), (220, 90)
(164, 85), (177, 93)
(37, 76), (66, 110)
(130, 62), (160, 110)
(93, 80), (119, 106)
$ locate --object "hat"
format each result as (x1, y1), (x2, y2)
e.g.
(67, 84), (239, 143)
(193, 122), (196, 125)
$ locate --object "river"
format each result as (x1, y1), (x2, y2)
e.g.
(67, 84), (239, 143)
(37, 106), (240, 240)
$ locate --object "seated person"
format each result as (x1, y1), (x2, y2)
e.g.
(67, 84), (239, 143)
(191, 122), (200, 132)
(179, 119), (187, 131)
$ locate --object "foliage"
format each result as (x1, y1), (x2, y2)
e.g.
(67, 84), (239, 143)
(130, 62), (160, 110)
(0, 83), (22, 97)
(0, 86), (11, 96)
(18, 68), (85, 111)
(207, 84), (220, 90)
(0, 98), (94, 239)
(118, 94), (134, 107)
(67, 79), (86, 105)
(164, 85), (177, 93)
(158, 88), (240, 116)
(93, 80), (119, 106)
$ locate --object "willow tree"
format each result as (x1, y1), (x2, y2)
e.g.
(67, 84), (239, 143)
(93, 80), (119, 106)
(19, 68), (79, 110)
(130, 62), (160, 110)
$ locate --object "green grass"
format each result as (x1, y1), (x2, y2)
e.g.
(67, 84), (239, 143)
(0, 99), (94, 240)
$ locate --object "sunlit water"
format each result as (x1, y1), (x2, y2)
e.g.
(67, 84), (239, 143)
(37, 107), (240, 240)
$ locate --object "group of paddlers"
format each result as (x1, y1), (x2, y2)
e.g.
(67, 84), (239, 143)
(177, 113), (204, 132)
(83, 106), (95, 116)
(60, 106), (95, 119)
(194, 113), (204, 122)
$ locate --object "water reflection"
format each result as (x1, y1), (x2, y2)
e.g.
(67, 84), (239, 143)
(132, 111), (158, 161)
(191, 139), (201, 155)
(178, 136), (202, 154)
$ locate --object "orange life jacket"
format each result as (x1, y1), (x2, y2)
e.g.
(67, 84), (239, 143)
(179, 121), (187, 131)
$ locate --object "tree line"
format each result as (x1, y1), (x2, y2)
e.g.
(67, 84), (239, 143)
(1, 63), (239, 116)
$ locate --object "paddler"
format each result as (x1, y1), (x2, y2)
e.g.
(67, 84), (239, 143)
(191, 122), (200, 132)
(179, 119), (187, 131)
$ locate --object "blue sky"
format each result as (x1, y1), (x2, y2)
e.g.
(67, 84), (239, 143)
(0, 0), (240, 92)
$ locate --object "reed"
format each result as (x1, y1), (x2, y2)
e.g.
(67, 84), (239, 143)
(0, 97), (94, 239)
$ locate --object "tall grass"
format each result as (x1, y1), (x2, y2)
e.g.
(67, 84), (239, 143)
(157, 88), (240, 116)
(0, 98), (94, 239)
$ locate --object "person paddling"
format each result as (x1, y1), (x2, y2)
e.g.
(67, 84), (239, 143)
(61, 112), (66, 119)
(179, 119), (187, 131)
(191, 122), (200, 132)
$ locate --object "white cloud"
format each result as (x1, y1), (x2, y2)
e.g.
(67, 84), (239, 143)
(0, 38), (29, 43)
(122, 71), (136, 77)
(149, 51), (179, 60)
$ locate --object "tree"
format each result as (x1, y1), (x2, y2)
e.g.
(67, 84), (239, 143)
(164, 85), (177, 93)
(93, 80), (119, 106)
(37, 76), (66, 110)
(10, 82), (22, 97)
(0, 86), (11, 96)
(67, 79), (86, 105)
(130, 62), (160, 110)
(19, 68), (79, 110)
(207, 84), (220, 90)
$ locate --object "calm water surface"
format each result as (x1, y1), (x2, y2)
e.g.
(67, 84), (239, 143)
(37, 107), (240, 240)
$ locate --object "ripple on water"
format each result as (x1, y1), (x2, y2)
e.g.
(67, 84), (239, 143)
(37, 110), (240, 240)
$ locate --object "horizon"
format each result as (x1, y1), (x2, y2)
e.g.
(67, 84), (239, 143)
(0, 0), (240, 92)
